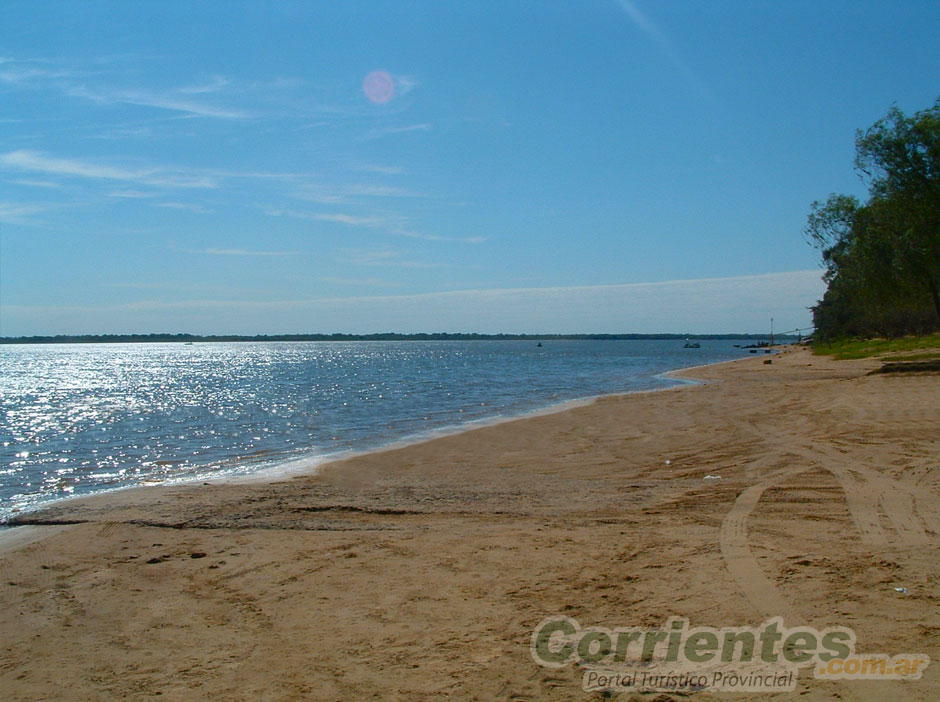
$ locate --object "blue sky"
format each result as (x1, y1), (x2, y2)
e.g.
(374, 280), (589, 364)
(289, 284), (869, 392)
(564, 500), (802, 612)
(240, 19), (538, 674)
(1, 1), (938, 336)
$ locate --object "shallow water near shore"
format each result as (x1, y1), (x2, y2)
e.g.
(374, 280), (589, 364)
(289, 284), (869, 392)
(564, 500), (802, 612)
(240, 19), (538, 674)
(0, 339), (755, 520)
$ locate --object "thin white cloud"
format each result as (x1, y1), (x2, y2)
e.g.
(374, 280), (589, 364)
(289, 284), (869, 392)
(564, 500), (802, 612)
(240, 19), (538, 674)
(266, 207), (484, 244)
(615, 0), (714, 106)
(395, 75), (419, 96)
(100, 281), (268, 294)
(353, 163), (406, 175)
(387, 227), (445, 242)
(2, 150), (141, 180)
(362, 123), (432, 140)
(0, 63), (75, 85)
(339, 248), (444, 268)
(89, 126), (153, 140)
(265, 208), (385, 226)
(320, 276), (404, 288)
(292, 187), (347, 205)
(265, 209), (488, 244)
(0, 202), (47, 224)
(67, 85), (250, 119)
(202, 167), (311, 182)
(292, 182), (425, 205)
(8, 178), (63, 189)
(311, 212), (385, 226)
(0, 56), (326, 126)
(121, 91), (247, 119)
(0, 270), (825, 336)
(0, 56), (246, 119)
(383, 223), (486, 244)
(186, 248), (300, 257)
(345, 183), (424, 198)
(0, 150), (217, 188)
(179, 75), (230, 94)
(108, 189), (157, 199)
(155, 201), (212, 214)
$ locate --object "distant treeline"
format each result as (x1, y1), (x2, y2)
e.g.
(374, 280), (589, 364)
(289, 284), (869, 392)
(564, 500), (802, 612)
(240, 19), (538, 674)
(0, 332), (794, 345)
(806, 97), (940, 339)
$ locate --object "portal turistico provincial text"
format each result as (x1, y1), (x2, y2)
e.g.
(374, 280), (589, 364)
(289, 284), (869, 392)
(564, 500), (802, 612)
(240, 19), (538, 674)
(530, 616), (929, 693)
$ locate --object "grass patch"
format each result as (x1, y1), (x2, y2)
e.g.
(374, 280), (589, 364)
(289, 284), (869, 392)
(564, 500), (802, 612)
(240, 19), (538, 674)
(813, 334), (940, 360)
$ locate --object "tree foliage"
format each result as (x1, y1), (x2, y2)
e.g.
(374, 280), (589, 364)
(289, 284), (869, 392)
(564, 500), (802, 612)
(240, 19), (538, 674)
(806, 98), (940, 339)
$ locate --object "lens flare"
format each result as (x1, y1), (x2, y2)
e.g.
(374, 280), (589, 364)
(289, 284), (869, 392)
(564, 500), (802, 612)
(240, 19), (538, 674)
(363, 70), (395, 104)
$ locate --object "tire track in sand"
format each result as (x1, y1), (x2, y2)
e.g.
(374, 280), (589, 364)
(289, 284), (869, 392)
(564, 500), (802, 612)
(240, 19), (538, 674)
(785, 440), (934, 546)
(714, 416), (816, 622)
(717, 423), (933, 701)
(717, 460), (906, 702)
(719, 429), (932, 618)
(718, 465), (807, 624)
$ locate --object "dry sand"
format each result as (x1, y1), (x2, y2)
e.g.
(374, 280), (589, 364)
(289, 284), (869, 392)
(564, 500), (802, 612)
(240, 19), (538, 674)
(1, 346), (938, 701)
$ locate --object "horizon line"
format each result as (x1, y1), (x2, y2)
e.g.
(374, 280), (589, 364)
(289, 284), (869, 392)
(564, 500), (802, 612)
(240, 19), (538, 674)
(1, 331), (802, 344)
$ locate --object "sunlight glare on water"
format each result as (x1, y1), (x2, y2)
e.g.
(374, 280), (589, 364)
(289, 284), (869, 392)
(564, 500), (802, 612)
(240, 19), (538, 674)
(0, 340), (750, 520)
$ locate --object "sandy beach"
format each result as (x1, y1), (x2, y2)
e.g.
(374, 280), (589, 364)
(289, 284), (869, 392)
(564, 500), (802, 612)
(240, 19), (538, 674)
(1, 346), (938, 701)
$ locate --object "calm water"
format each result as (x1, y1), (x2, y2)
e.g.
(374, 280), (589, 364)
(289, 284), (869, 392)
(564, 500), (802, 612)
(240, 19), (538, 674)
(0, 340), (754, 521)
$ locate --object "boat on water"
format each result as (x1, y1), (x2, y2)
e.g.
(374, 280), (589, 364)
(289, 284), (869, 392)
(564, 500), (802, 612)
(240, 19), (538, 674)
(683, 339), (700, 348)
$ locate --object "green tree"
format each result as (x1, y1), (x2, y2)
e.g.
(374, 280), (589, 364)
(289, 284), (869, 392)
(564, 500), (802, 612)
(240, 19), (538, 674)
(856, 100), (940, 321)
(806, 98), (940, 338)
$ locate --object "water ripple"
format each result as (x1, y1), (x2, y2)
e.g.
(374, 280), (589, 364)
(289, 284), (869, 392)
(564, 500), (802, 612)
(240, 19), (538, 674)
(1, 340), (748, 519)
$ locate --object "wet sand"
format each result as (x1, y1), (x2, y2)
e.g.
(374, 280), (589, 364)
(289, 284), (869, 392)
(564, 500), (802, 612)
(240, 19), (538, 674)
(1, 346), (938, 701)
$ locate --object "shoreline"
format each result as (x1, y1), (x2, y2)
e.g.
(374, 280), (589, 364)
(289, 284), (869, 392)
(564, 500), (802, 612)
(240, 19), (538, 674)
(2, 345), (937, 700)
(235, 354), (738, 485)
(1, 349), (751, 526)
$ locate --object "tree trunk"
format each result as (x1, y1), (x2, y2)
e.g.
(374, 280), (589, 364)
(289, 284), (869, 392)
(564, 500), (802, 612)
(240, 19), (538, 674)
(931, 280), (940, 328)
(926, 265), (940, 329)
